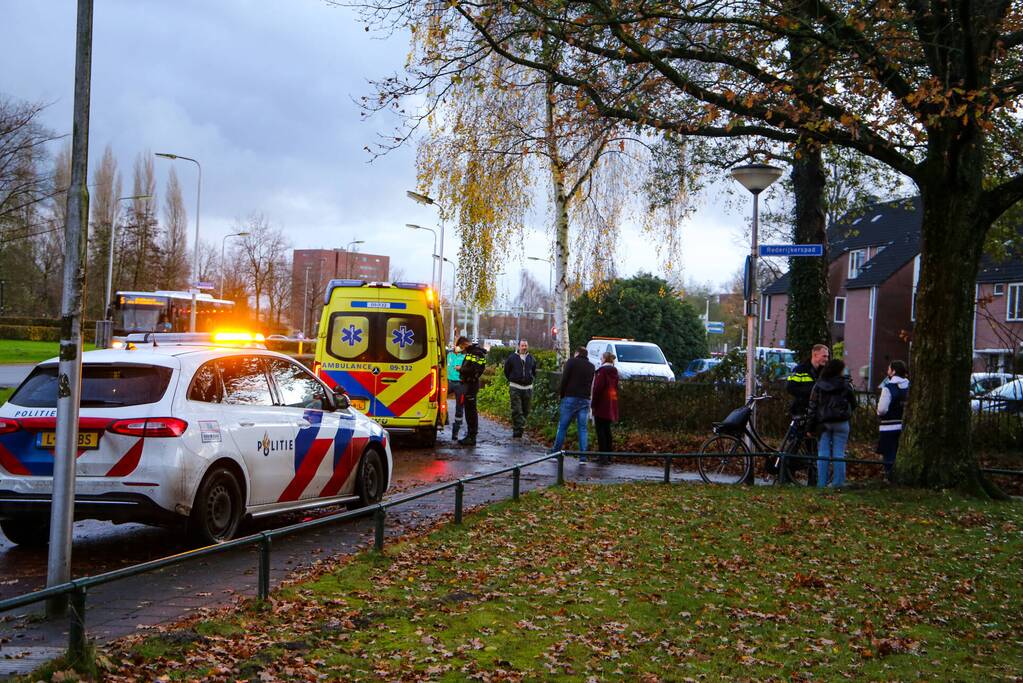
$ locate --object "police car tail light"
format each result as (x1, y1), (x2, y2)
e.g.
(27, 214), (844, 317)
(108, 418), (188, 438)
(0, 418), (20, 435)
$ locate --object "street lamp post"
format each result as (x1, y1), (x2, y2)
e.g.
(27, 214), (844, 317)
(443, 257), (457, 342)
(406, 190), (445, 300)
(730, 162), (784, 413)
(155, 152), (201, 332)
(104, 194), (151, 320)
(405, 224), (437, 289)
(345, 239), (365, 278)
(219, 231), (249, 299)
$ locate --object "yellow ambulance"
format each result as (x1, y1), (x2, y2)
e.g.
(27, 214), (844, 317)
(313, 280), (447, 446)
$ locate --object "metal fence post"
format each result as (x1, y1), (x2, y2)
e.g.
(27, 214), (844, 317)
(258, 534), (271, 600)
(454, 481), (464, 524)
(68, 585), (87, 661)
(556, 452), (564, 486)
(663, 456), (671, 484)
(778, 453), (790, 485)
(374, 506), (386, 552)
(512, 467), (520, 500)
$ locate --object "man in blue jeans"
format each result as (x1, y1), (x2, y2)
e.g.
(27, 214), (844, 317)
(550, 346), (595, 461)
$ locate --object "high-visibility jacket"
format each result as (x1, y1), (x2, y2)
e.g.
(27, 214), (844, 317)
(786, 361), (819, 416)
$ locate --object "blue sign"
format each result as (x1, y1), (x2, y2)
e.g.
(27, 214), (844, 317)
(759, 244), (824, 257)
(351, 301), (407, 310)
(705, 321), (725, 334)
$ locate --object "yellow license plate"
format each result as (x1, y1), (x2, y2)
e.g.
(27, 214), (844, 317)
(37, 431), (100, 449)
(352, 399), (368, 411)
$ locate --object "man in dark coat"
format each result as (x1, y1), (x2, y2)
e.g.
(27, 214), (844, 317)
(503, 340), (538, 438)
(550, 346), (596, 460)
(787, 343), (830, 417)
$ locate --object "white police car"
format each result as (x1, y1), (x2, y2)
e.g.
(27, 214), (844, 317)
(0, 333), (391, 545)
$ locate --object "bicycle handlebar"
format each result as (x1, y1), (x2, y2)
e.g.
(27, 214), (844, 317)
(746, 394), (773, 405)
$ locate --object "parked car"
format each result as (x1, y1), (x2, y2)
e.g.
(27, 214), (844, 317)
(682, 358), (721, 379)
(970, 372), (1017, 397)
(0, 332), (392, 546)
(972, 377), (1023, 413)
(585, 338), (675, 382)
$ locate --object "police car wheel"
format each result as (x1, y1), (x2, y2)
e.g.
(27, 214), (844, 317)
(0, 518), (49, 547)
(356, 449), (385, 507)
(190, 467), (243, 544)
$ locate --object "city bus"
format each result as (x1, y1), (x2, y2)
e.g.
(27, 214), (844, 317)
(111, 290), (235, 335)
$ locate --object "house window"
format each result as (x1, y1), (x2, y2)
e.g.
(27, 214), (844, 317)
(834, 297), (846, 324)
(764, 295), (772, 321)
(994, 284), (1005, 296)
(848, 249), (866, 279)
(1008, 284), (1023, 321)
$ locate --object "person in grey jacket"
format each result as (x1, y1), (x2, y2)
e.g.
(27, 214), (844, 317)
(503, 340), (537, 438)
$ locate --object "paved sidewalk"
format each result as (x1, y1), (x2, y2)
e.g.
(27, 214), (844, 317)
(0, 421), (694, 678)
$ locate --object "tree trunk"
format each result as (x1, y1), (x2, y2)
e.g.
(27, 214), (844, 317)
(545, 74), (571, 362)
(898, 132), (995, 495)
(787, 142), (831, 358)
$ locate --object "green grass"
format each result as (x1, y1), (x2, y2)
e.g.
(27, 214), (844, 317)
(80, 484), (1023, 681)
(0, 339), (96, 365)
(0, 387), (11, 405)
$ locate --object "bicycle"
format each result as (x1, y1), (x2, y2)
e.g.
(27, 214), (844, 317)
(697, 394), (819, 486)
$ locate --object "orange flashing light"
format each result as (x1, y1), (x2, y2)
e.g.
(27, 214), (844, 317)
(425, 287), (435, 309)
(213, 331), (266, 345)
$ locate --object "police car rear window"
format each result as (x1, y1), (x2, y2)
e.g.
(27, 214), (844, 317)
(10, 364), (173, 408)
(327, 312), (428, 363)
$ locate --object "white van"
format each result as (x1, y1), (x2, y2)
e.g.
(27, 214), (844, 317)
(585, 338), (675, 382)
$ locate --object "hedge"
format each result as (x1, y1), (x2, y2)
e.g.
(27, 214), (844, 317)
(476, 363), (1023, 453)
(0, 324), (61, 342)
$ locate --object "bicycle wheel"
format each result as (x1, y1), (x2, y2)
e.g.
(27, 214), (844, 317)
(780, 435), (818, 487)
(698, 433), (752, 485)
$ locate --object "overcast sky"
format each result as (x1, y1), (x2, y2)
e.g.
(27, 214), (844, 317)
(0, 0), (750, 298)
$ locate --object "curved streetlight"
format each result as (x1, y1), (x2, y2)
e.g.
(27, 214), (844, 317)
(155, 152), (202, 332)
(345, 239), (365, 278)
(220, 231), (250, 299)
(405, 223), (438, 289)
(527, 255), (554, 299)
(406, 190), (445, 297)
(730, 162), (784, 462)
(105, 194), (152, 317)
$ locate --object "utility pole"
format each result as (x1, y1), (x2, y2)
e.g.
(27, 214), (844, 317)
(48, 0), (93, 617)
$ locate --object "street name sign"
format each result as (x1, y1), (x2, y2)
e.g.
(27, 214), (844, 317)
(759, 244), (824, 257)
(705, 321), (725, 334)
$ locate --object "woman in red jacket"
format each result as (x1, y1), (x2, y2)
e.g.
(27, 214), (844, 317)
(591, 351), (619, 461)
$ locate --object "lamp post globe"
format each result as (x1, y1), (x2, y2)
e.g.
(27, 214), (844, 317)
(731, 162), (784, 466)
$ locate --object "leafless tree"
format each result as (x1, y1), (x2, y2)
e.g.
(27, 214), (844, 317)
(160, 168), (189, 291)
(236, 215), (290, 322)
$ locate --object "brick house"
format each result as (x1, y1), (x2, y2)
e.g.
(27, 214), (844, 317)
(290, 248), (390, 337)
(761, 196), (1023, 387)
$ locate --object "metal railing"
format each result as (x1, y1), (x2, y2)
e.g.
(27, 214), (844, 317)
(0, 449), (1019, 664)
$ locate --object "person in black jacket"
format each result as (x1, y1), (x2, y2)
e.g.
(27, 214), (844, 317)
(455, 337), (488, 446)
(550, 347), (596, 460)
(806, 359), (857, 488)
(787, 343), (830, 417)
(503, 340), (538, 438)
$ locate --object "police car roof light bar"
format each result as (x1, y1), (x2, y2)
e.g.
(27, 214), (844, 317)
(392, 282), (429, 290)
